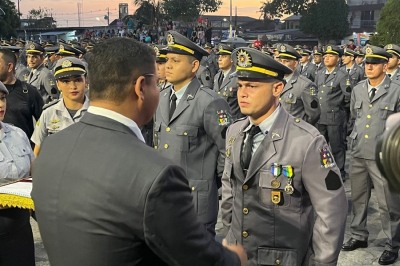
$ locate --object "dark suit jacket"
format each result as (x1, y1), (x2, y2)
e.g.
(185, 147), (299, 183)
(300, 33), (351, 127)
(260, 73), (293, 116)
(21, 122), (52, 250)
(32, 113), (239, 266)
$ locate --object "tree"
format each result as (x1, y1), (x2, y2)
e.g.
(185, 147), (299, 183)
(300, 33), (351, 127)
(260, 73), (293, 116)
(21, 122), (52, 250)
(163, 0), (222, 22)
(26, 7), (56, 28)
(0, 0), (20, 38)
(300, 0), (349, 43)
(260, 0), (316, 18)
(370, 0), (400, 46)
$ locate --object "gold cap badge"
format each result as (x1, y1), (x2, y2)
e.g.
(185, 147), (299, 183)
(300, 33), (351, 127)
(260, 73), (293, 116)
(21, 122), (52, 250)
(237, 49), (252, 68)
(61, 59), (72, 68)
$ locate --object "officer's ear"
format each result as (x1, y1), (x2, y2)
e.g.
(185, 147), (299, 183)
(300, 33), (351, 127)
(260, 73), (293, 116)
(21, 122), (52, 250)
(133, 75), (145, 101)
(272, 81), (284, 97)
(190, 58), (200, 74)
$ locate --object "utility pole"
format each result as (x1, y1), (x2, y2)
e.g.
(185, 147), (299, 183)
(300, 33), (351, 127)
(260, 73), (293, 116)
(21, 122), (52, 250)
(229, 0), (232, 38)
(107, 7), (110, 26)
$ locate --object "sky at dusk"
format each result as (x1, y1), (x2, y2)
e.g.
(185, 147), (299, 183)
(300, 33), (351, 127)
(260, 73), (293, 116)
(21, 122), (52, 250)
(11, 0), (264, 27)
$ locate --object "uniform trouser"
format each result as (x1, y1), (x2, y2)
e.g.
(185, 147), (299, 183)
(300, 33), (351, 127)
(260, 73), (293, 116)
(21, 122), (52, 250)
(349, 157), (400, 252)
(317, 124), (346, 177)
(0, 208), (35, 266)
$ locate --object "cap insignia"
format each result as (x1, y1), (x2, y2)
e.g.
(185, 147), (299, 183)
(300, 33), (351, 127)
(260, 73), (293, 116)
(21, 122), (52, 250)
(387, 44), (393, 49)
(61, 60), (72, 68)
(280, 45), (286, 52)
(153, 46), (160, 57)
(326, 45), (332, 51)
(59, 44), (65, 50)
(365, 47), (373, 55)
(237, 49), (252, 68)
(219, 44), (223, 50)
(167, 34), (175, 45)
(29, 44), (35, 50)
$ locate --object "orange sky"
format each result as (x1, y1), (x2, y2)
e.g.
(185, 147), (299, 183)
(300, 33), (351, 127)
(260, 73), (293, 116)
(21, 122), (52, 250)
(12, 0), (264, 27)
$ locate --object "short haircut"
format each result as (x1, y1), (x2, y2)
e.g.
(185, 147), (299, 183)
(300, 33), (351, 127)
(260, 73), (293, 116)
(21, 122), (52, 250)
(87, 38), (156, 103)
(0, 49), (17, 70)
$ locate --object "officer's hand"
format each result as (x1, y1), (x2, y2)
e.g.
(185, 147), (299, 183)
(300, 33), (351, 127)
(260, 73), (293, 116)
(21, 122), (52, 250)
(222, 239), (248, 266)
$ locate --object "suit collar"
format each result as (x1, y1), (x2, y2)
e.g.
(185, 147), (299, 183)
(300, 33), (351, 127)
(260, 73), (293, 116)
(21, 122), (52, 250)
(81, 112), (140, 139)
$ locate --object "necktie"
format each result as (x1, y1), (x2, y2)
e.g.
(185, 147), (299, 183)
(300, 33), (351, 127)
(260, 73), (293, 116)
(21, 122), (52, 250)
(388, 74), (392, 78)
(218, 73), (224, 88)
(300, 65), (304, 73)
(241, 125), (262, 171)
(169, 93), (177, 120)
(324, 73), (330, 82)
(28, 71), (34, 83)
(369, 88), (376, 102)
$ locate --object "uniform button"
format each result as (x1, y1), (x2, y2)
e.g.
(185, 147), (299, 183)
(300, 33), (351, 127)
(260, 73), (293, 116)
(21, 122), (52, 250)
(365, 134), (369, 139)
(218, 92), (221, 94)
(321, 90), (324, 93)
(369, 104), (373, 108)
(192, 186), (195, 191)
(154, 133), (158, 137)
(164, 144), (169, 149)
(154, 146), (158, 149)
(385, 106), (388, 110)
(243, 208), (249, 215)
(367, 115), (371, 119)
(166, 127), (171, 132)
(279, 97), (281, 101)
(242, 184), (249, 190)
(275, 259), (281, 265)
(366, 124), (370, 128)
(295, 118), (300, 123)
(183, 132), (188, 136)
(319, 97), (322, 100)
(242, 231), (248, 238)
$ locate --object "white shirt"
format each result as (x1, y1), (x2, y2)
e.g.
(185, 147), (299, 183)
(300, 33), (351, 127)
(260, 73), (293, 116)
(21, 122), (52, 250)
(87, 106), (145, 143)
(0, 122), (33, 180)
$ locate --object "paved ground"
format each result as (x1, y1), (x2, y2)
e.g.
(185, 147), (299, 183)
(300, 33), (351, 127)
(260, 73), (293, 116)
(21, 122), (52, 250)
(31, 175), (400, 265)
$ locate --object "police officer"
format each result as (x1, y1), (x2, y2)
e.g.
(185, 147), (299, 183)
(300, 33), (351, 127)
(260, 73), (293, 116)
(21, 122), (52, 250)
(384, 44), (400, 80)
(355, 50), (365, 68)
(315, 45), (352, 180)
(203, 42), (219, 78)
(44, 45), (59, 71)
(341, 48), (365, 84)
(31, 57), (89, 156)
(153, 31), (231, 235)
(343, 45), (400, 265)
(312, 47), (325, 73)
(221, 47), (347, 265)
(25, 42), (59, 103)
(141, 45), (170, 147)
(213, 43), (243, 121)
(0, 48), (44, 140)
(297, 48), (317, 81)
(277, 43), (320, 125)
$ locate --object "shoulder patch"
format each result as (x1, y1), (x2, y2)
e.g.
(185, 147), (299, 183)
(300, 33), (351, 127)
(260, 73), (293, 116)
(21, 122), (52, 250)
(42, 99), (61, 110)
(320, 146), (335, 168)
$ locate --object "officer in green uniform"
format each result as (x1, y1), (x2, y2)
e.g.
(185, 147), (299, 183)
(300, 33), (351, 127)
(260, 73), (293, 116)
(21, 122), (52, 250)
(277, 44), (320, 125)
(153, 31), (232, 235)
(221, 47), (347, 265)
(213, 43), (243, 121)
(343, 45), (400, 265)
(26, 42), (59, 103)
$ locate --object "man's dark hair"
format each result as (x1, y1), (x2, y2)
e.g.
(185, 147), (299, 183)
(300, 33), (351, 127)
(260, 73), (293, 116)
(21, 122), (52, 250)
(87, 38), (156, 103)
(0, 49), (17, 71)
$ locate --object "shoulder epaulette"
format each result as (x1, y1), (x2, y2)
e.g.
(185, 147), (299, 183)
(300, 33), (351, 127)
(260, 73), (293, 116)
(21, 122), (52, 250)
(42, 99), (61, 110)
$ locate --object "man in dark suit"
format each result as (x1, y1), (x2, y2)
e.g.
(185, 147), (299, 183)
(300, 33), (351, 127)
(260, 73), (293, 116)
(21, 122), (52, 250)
(31, 38), (247, 266)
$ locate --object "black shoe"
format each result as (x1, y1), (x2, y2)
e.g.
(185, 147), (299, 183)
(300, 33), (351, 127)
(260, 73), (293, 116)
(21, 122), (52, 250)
(341, 238), (368, 251)
(378, 250), (398, 265)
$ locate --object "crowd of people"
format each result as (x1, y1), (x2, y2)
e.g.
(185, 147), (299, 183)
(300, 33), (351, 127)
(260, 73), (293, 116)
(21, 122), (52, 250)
(0, 30), (399, 266)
